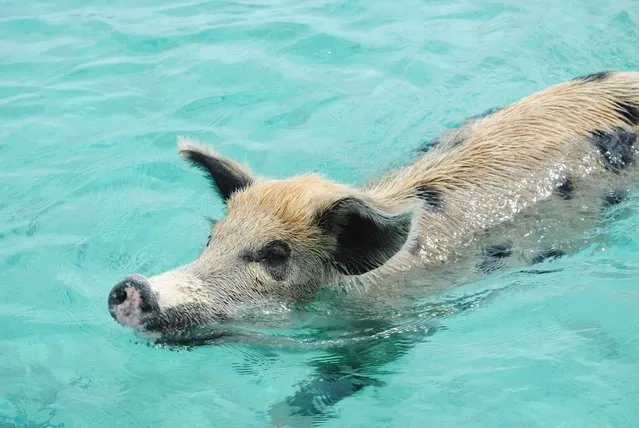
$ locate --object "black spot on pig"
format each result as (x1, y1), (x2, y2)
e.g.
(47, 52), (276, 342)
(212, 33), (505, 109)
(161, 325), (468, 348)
(532, 249), (565, 265)
(465, 106), (503, 121)
(603, 188), (630, 209)
(590, 127), (636, 173)
(574, 71), (610, 83)
(417, 137), (440, 154)
(614, 101), (639, 126)
(478, 243), (512, 273)
(415, 185), (444, 212)
(555, 176), (574, 200)
(484, 244), (513, 259)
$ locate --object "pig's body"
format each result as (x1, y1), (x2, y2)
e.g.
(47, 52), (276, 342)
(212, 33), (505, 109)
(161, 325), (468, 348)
(107, 70), (639, 422)
(109, 71), (639, 336)
(355, 71), (639, 291)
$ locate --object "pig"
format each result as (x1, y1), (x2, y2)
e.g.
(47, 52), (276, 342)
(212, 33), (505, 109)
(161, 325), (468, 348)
(108, 71), (639, 341)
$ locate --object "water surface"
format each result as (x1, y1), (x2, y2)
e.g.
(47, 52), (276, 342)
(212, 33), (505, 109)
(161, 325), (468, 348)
(2, 0), (639, 426)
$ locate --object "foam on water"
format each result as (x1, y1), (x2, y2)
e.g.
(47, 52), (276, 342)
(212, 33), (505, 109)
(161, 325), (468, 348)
(1, 0), (639, 426)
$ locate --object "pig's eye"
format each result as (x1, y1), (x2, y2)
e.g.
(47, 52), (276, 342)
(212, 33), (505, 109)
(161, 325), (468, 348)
(258, 240), (291, 265)
(206, 235), (212, 247)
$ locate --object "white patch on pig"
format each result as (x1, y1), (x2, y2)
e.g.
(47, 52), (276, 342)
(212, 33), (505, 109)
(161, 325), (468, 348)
(147, 268), (209, 309)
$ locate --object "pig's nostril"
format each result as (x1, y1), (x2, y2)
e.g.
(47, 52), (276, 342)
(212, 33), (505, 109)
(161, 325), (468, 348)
(112, 287), (128, 306)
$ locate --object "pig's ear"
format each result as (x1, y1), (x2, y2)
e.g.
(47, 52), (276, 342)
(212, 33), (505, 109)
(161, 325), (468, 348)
(317, 196), (417, 276)
(178, 137), (255, 202)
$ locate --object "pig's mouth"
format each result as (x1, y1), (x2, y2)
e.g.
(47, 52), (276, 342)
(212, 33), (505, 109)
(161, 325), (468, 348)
(110, 299), (231, 342)
(110, 302), (235, 347)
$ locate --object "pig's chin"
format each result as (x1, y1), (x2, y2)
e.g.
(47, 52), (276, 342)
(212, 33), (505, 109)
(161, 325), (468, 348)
(148, 327), (230, 347)
(111, 307), (230, 346)
(129, 318), (232, 347)
(122, 300), (296, 348)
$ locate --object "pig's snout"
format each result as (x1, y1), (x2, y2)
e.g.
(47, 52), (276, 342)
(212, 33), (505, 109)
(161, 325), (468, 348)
(108, 274), (158, 330)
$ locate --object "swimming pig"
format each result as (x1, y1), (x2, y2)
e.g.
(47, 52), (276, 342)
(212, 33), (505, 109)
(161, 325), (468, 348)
(108, 71), (638, 338)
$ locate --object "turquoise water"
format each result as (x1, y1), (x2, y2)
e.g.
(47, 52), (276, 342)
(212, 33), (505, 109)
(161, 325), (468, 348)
(2, 0), (639, 426)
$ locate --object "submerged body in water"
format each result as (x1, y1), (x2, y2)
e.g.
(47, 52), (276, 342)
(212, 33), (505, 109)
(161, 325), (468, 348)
(108, 70), (639, 337)
(108, 71), (639, 420)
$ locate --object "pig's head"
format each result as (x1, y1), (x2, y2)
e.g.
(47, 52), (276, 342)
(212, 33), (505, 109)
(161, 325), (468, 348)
(108, 138), (419, 338)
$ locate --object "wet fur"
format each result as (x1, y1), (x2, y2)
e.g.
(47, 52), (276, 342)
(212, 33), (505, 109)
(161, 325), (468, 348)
(363, 71), (639, 282)
(267, 69), (639, 416)
(119, 71), (639, 421)
(144, 70), (639, 328)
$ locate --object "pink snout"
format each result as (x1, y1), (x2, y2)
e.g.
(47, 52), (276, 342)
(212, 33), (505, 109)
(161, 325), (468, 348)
(108, 274), (157, 330)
